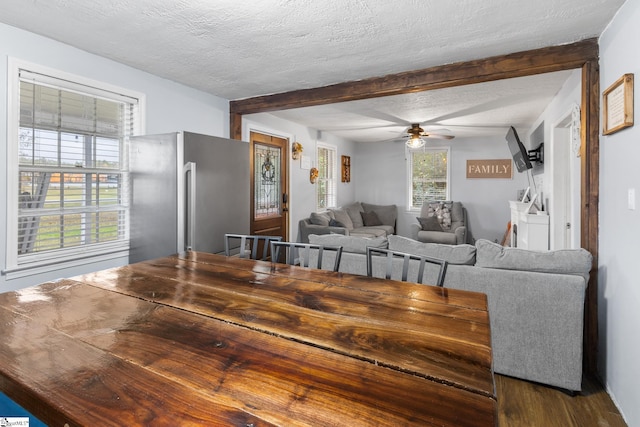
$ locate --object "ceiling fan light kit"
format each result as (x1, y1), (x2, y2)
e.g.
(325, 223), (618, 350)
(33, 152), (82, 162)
(404, 123), (454, 148)
(406, 135), (426, 149)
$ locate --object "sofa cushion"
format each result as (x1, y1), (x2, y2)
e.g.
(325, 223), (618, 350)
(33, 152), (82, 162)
(342, 202), (365, 229)
(330, 209), (353, 230)
(361, 211), (383, 226)
(351, 226), (390, 238)
(309, 233), (388, 254)
(309, 211), (331, 226)
(417, 216), (443, 232)
(475, 239), (592, 280)
(388, 235), (476, 265)
(362, 203), (397, 228)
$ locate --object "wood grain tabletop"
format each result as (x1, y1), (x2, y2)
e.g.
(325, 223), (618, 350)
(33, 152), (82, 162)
(0, 252), (496, 426)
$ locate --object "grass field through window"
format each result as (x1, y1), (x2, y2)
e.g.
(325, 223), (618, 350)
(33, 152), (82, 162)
(20, 185), (123, 253)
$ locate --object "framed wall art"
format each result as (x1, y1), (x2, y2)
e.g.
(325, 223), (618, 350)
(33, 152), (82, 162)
(341, 155), (351, 183)
(603, 73), (634, 135)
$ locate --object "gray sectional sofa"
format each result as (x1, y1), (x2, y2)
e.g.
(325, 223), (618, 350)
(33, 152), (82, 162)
(307, 233), (592, 392)
(299, 202), (397, 243)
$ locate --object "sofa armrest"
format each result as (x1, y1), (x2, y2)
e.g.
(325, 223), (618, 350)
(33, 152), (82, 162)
(454, 225), (467, 244)
(410, 223), (422, 240)
(444, 265), (587, 391)
(299, 219), (348, 243)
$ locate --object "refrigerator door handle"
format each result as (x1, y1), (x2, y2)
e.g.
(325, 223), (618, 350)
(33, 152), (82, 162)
(184, 161), (197, 251)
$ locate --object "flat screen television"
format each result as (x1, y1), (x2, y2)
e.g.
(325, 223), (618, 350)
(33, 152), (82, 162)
(506, 126), (532, 173)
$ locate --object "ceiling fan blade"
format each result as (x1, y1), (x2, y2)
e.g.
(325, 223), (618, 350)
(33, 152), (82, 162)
(424, 133), (455, 140)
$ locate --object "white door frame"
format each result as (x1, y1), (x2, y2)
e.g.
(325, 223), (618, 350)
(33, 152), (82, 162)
(550, 105), (581, 249)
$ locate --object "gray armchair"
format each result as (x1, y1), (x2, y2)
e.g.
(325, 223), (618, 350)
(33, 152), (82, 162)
(410, 201), (467, 245)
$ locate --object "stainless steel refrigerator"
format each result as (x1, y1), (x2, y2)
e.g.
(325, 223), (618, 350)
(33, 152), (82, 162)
(129, 131), (249, 263)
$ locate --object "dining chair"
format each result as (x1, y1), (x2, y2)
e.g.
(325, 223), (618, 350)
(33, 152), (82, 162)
(366, 247), (448, 287)
(224, 234), (283, 260)
(270, 241), (343, 272)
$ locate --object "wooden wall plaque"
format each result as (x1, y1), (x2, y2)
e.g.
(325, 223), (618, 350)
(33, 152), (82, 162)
(466, 159), (512, 179)
(341, 155), (351, 182)
(603, 73), (634, 135)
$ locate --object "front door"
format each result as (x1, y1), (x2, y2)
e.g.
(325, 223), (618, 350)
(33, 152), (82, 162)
(250, 131), (289, 242)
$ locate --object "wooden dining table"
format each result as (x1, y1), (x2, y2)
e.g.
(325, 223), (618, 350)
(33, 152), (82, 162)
(0, 251), (496, 426)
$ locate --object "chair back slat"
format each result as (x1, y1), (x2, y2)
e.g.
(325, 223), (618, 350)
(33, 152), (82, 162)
(366, 247), (448, 287)
(271, 242), (343, 272)
(224, 234), (282, 261)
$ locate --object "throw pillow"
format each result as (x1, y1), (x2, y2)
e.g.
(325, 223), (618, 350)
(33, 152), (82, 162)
(309, 211), (331, 226)
(360, 211), (383, 226)
(329, 219), (345, 227)
(330, 208), (354, 230)
(417, 216), (443, 232)
(361, 203), (397, 228)
(342, 202), (365, 229)
(424, 202), (453, 230)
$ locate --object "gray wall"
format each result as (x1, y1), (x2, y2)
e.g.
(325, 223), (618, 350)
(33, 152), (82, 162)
(598, 1), (640, 424)
(352, 137), (529, 242)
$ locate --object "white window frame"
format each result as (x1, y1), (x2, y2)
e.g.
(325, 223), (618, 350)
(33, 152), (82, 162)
(4, 58), (146, 278)
(316, 142), (337, 210)
(407, 146), (451, 211)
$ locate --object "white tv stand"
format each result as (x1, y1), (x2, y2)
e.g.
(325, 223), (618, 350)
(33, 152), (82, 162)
(509, 201), (549, 250)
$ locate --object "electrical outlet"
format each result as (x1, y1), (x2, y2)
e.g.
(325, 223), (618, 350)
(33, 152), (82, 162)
(629, 188), (636, 210)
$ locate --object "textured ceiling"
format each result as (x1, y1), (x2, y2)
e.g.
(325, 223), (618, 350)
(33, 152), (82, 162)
(0, 0), (626, 141)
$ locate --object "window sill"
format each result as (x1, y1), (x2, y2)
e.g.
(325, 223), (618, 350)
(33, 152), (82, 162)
(2, 246), (129, 281)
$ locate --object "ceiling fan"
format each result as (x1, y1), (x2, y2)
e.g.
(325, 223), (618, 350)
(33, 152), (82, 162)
(404, 123), (454, 149)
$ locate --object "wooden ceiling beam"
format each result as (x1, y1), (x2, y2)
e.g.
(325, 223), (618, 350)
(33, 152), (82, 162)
(230, 38), (598, 115)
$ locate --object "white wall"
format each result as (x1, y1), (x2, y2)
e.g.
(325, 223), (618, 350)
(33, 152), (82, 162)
(598, 1), (640, 425)
(243, 113), (356, 242)
(352, 140), (408, 232)
(527, 69), (582, 249)
(0, 23), (229, 292)
(353, 137), (528, 242)
(450, 136), (530, 243)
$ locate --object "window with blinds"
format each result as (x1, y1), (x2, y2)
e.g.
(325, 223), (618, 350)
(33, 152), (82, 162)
(409, 148), (450, 209)
(316, 144), (337, 209)
(8, 65), (140, 270)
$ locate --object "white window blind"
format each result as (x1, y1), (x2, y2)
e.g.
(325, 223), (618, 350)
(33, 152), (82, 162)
(409, 148), (450, 209)
(316, 145), (337, 209)
(6, 65), (140, 272)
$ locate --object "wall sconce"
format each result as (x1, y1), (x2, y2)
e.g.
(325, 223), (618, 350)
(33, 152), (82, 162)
(310, 167), (319, 184)
(292, 142), (303, 160)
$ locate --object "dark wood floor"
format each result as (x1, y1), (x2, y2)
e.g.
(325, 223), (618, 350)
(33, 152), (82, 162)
(496, 373), (627, 426)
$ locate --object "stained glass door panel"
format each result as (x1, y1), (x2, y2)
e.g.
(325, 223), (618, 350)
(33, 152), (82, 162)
(249, 132), (288, 242)
(254, 144), (281, 218)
